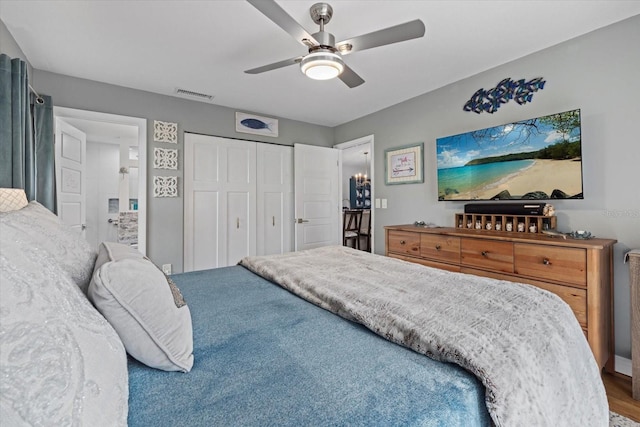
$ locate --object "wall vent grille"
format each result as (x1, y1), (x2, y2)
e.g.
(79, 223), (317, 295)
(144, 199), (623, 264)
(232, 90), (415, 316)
(175, 88), (214, 101)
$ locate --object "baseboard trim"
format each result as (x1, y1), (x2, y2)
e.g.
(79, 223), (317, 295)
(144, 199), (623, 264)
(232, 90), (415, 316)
(615, 356), (632, 377)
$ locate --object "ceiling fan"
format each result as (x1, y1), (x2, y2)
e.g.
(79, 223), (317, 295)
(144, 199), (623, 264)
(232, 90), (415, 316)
(245, 0), (426, 88)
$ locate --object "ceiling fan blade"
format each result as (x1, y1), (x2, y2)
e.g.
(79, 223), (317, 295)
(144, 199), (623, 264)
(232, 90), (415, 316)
(245, 56), (303, 74)
(247, 0), (319, 47)
(339, 64), (365, 88)
(336, 19), (425, 55)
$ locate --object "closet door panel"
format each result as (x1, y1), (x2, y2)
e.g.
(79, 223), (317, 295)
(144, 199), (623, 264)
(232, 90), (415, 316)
(257, 144), (293, 256)
(261, 149), (286, 185)
(192, 191), (220, 271)
(262, 192), (284, 255)
(185, 134), (227, 272)
(227, 145), (253, 185)
(227, 191), (252, 266)
(193, 142), (219, 183)
(222, 139), (256, 266)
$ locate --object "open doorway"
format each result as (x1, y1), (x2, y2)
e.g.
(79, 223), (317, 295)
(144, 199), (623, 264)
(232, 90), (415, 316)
(334, 135), (374, 253)
(53, 107), (147, 254)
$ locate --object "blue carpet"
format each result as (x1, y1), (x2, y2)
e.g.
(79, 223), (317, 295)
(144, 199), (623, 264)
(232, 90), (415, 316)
(128, 266), (491, 426)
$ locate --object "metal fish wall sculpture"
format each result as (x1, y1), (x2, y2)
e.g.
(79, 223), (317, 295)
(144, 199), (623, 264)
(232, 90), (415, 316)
(463, 77), (546, 114)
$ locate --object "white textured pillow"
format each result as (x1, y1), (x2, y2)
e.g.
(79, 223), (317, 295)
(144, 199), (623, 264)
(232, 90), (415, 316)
(0, 222), (128, 426)
(0, 188), (28, 212)
(0, 201), (96, 293)
(88, 242), (194, 372)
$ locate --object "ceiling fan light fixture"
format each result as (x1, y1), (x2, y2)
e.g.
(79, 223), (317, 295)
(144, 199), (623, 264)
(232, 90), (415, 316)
(300, 50), (344, 80)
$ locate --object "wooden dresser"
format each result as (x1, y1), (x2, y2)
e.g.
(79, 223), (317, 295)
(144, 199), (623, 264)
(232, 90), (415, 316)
(385, 224), (617, 371)
(626, 251), (639, 400)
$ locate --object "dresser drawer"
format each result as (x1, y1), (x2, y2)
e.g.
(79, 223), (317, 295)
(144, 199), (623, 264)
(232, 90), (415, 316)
(390, 253), (461, 273)
(420, 235), (460, 264)
(461, 238), (514, 273)
(387, 230), (421, 256)
(514, 243), (586, 286)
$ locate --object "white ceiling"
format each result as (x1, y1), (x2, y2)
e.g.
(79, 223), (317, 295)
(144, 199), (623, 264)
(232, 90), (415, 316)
(2, 1), (639, 127)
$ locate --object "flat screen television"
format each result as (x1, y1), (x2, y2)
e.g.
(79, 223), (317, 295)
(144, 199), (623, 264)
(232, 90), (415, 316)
(436, 108), (583, 201)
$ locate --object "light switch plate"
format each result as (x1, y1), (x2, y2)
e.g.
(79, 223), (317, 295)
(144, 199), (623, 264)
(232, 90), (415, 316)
(375, 198), (381, 209)
(381, 199), (388, 209)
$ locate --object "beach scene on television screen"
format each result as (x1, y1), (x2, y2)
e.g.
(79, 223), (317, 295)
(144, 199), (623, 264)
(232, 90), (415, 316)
(437, 109), (583, 201)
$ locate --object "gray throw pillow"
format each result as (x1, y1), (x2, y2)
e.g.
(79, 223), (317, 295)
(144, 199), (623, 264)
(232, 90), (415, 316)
(0, 221), (128, 426)
(88, 242), (194, 372)
(0, 201), (96, 293)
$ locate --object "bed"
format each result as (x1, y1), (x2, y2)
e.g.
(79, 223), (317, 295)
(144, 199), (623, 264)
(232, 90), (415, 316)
(128, 265), (491, 426)
(0, 195), (609, 426)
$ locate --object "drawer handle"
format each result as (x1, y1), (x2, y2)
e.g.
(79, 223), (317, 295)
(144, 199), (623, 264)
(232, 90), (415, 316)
(481, 251), (489, 257)
(542, 258), (552, 265)
(435, 244), (441, 251)
(400, 240), (406, 245)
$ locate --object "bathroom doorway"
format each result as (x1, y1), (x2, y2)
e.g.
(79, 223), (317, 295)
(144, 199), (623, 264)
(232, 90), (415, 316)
(53, 107), (147, 254)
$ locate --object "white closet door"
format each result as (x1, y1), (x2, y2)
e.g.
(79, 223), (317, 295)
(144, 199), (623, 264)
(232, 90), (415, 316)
(185, 133), (223, 272)
(225, 142), (257, 265)
(184, 133), (256, 271)
(257, 144), (293, 255)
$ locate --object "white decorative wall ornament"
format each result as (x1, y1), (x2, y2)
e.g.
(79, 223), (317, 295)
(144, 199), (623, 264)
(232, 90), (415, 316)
(153, 147), (178, 170)
(153, 120), (178, 143)
(153, 176), (178, 198)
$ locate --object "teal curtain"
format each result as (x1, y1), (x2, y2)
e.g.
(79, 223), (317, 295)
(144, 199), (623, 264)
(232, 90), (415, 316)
(32, 93), (56, 211)
(0, 53), (56, 212)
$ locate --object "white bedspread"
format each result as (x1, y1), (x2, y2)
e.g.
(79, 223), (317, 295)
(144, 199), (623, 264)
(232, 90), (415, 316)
(240, 246), (608, 426)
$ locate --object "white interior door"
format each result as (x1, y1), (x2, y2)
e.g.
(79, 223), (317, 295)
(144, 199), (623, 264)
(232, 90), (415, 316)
(294, 143), (341, 251)
(257, 144), (293, 255)
(55, 119), (87, 236)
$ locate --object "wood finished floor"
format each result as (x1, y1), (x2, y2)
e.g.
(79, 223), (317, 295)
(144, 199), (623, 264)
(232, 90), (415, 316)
(604, 373), (640, 422)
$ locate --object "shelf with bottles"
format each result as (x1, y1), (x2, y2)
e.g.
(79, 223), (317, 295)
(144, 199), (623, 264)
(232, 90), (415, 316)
(454, 213), (557, 234)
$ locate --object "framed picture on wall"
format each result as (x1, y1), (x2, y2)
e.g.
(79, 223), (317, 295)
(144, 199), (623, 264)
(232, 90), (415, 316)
(235, 112), (279, 137)
(384, 142), (424, 185)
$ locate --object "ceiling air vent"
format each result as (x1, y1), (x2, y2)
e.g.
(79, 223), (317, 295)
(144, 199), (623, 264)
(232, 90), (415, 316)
(175, 88), (214, 101)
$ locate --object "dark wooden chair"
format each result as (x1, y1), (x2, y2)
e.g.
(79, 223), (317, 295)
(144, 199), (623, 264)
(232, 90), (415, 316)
(343, 210), (362, 249)
(358, 210), (371, 252)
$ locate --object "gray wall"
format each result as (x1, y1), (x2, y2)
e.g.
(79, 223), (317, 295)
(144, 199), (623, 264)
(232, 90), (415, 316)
(32, 70), (334, 274)
(0, 19), (33, 82)
(335, 16), (640, 359)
